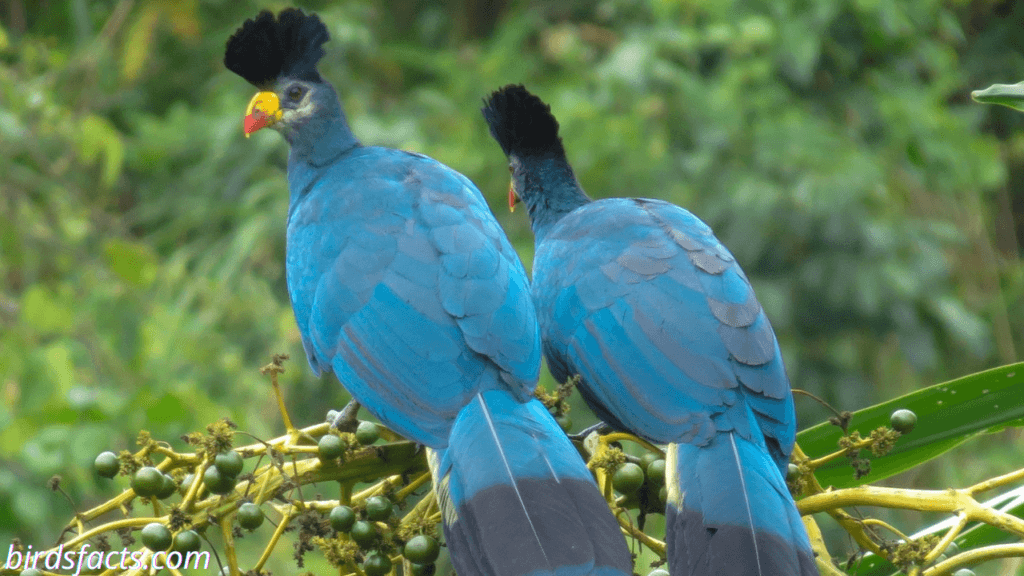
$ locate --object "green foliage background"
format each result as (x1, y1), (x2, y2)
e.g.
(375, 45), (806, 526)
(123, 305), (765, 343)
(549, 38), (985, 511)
(2, 0), (1023, 572)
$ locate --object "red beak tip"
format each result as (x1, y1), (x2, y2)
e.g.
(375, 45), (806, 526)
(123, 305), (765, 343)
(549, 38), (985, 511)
(244, 112), (269, 135)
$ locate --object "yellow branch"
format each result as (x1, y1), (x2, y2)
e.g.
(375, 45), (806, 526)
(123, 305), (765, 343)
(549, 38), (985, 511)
(805, 435), (877, 469)
(613, 508), (665, 556)
(220, 513), (239, 576)
(924, 543), (1024, 576)
(799, 484), (1024, 538)
(394, 472), (432, 501)
(254, 504), (294, 573)
(921, 513), (969, 566)
(968, 466), (1024, 497)
(791, 444), (886, 556)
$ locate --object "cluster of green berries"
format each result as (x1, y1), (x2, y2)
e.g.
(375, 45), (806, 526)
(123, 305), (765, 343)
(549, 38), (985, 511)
(328, 496), (439, 576)
(317, 420), (381, 461)
(93, 449), (257, 555)
(612, 452), (669, 512)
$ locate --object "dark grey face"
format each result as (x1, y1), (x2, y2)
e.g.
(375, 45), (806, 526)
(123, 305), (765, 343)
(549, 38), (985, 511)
(273, 79), (318, 134)
(509, 156), (526, 201)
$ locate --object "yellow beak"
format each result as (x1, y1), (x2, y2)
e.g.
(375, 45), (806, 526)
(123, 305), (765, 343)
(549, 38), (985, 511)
(244, 91), (282, 137)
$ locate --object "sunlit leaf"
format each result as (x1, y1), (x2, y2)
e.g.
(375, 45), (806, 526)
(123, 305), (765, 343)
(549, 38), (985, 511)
(971, 82), (1024, 112)
(798, 363), (1024, 490)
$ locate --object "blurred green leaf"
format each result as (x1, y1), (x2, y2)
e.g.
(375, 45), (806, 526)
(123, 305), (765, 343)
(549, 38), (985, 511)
(20, 285), (74, 336)
(77, 114), (124, 188)
(971, 82), (1024, 112)
(121, 6), (159, 81)
(798, 363), (1024, 489)
(103, 239), (157, 287)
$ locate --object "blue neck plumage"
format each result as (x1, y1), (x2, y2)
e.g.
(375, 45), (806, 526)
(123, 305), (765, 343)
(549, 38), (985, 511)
(285, 84), (360, 207)
(514, 154), (591, 243)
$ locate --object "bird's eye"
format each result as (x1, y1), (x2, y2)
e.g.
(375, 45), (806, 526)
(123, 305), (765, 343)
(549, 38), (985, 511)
(287, 86), (305, 101)
(507, 163), (513, 173)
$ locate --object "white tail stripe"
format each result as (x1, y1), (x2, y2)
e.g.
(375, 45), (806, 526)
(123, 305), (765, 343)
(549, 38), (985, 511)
(730, 432), (764, 576)
(476, 392), (550, 566)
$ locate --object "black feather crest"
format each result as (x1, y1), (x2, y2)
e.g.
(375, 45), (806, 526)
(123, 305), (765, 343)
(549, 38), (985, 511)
(224, 8), (329, 89)
(482, 84), (565, 158)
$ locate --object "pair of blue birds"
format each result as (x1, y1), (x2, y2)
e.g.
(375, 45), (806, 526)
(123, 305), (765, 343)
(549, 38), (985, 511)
(224, 9), (818, 576)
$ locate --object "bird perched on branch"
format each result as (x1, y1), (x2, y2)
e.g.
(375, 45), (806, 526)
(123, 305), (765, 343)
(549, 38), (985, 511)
(482, 84), (819, 576)
(223, 10), (632, 576)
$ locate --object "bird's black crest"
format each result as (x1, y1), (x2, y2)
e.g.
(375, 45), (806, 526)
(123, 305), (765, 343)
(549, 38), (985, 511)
(482, 84), (565, 158)
(224, 8), (329, 89)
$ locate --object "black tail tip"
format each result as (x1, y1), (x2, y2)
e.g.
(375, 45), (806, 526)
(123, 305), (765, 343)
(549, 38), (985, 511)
(224, 8), (330, 89)
(482, 84), (565, 158)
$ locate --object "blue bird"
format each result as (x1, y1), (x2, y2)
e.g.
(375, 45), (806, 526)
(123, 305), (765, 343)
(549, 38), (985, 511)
(223, 11), (632, 576)
(481, 85), (819, 576)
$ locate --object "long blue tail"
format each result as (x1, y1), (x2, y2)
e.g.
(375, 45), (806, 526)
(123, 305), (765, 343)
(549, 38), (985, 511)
(665, 433), (818, 575)
(428, 390), (632, 576)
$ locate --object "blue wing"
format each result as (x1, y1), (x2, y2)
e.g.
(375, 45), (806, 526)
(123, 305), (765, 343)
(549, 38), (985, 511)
(286, 147), (539, 447)
(534, 197), (794, 466)
(533, 197), (816, 575)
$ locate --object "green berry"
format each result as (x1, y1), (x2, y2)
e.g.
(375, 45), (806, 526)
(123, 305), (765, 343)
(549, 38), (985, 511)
(172, 530), (202, 554)
(326, 409), (340, 423)
(141, 522), (172, 551)
(155, 474), (178, 499)
(640, 452), (660, 470)
(659, 486), (668, 504)
(556, 414), (572, 432)
(362, 551), (392, 576)
(409, 563), (436, 576)
(132, 466), (164, 497)
(330, 505), (356, 532)
(612, 462), (645, 494)
(318, 434), (345, 461)
(404, 534), (440, 564)
(787, 463), (801, 482)
(890, 409), (917, 434)
(945, 541), (960, 556)
(364, 495), (392, 521)
(648, 570), (671, 576)
(19, 569), (43, 576)
(203, 465), (235, 495)
(646, 459), (667, 485)
(94, 451), (120, 478)
(180, 473), (195, 494)
(952, 570), (976, 576)
(214, 451), (244, 478)
(349, 520), (377, 548)
(237, 502), (265, 530)
(355, 421), (380, 445)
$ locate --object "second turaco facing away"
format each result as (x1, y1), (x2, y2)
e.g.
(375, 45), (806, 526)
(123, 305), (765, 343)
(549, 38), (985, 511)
(222, 9), (632, 576)
(482, 84), (820, 576)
